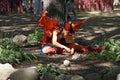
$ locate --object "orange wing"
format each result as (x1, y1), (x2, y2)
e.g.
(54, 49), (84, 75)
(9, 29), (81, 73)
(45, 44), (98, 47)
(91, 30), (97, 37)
(65, 19), (87, 32)
(38, 10), (60, 32)
(73, 19), (87, 31)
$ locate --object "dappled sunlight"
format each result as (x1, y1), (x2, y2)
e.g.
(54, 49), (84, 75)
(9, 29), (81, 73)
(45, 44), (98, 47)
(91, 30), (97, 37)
(95, 62), (115, 67)
(85, 36), (96, 40)
(111, 34), (120, 39)
(0, 14), (39, 26)
(21, 17), (32, 21)
(83, 16), (120, 28)
(75, 15), (120, 41)
(61, 64), (90, 70)
(0, 12), (120, 41)
(5, 19), (11, 22)
(104, 27), (118, 32)
(79, 27), (119, 40)
(0, 14), (40, 38)
(0, 26), (13, 30)
(21, 26), (35, 31)
(105, 22), (114, 26)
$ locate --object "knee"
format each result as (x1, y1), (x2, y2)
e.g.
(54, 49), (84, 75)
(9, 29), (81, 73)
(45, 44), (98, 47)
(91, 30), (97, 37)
(42, 47), (56, 54)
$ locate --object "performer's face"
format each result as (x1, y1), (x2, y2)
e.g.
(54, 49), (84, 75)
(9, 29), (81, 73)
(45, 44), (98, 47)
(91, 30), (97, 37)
(42, 10), (48, 16)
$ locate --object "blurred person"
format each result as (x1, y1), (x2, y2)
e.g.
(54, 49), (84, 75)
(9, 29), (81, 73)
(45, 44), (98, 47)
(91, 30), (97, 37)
(34, 0), (43, 16)
(66, 0), (77, 21)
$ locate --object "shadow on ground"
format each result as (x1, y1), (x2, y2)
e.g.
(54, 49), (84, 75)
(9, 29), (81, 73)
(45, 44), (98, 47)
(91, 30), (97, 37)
(74, 15), (120, 45)
(0, 12), (120, 41)
(0, 13), (40, 38)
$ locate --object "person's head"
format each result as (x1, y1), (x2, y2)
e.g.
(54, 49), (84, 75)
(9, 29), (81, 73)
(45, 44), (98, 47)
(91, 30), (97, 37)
(42, 10), (48, 16)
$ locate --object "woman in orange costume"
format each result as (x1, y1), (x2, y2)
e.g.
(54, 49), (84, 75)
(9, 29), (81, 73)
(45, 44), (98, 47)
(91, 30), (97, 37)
(38, 10), (74, 56)
(38, 10), (105, 56)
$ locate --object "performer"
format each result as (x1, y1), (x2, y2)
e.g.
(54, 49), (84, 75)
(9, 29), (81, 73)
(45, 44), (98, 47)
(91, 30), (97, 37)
(38, 10), (105, 56)
(38, 10), (74, 56)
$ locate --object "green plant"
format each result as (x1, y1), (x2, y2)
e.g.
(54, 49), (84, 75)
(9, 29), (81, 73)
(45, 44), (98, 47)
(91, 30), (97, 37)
(100, 39), (120, 61)
(27, 29), (44, 42)
(0, 38), (38, 64)
(0, 38), (20, 51)
(22, 53), (38, 61)
(36, 63), (65, 75)
(0, 49), (23, 64)
(89, 39), (120, 62)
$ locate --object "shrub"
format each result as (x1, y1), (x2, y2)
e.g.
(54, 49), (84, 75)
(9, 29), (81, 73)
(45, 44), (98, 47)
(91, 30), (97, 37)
(89, 39), (120, 62)
(0, 38), (37, 65)
(36, 63), (65, 75)
(27, 29), (44, 42)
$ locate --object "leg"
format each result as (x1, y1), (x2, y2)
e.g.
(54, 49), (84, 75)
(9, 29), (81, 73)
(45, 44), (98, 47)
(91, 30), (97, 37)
(40, 44), (56, 56)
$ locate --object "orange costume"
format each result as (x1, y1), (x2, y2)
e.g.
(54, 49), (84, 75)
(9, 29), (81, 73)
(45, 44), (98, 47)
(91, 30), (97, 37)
(38, 10), (105, 55)
(38, 10), (60, 47)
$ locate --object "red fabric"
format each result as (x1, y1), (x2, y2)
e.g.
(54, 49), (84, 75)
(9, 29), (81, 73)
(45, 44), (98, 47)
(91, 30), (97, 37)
(65, 23), (70, 31)
(88, 46), (105, 52)
(42, 33), (53, 47)
(38, 11), (60, 32)
(56, 47), (67, 54)
(70, 45), (105, 53)
(39, 10), (60, 47)
(73, 19), (87, 31)
(44, 20), (59, 32)
(65, 19), (87, 32)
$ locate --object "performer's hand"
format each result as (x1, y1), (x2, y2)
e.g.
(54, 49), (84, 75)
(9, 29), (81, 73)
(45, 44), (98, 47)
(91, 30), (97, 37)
(70, 48), (74, 55)
(65, 47), (71, 53)
(63, 46), (71, 53)
(65, 47), (74, 55)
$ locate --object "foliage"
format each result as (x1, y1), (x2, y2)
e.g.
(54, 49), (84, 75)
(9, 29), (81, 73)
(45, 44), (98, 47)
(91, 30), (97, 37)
(0, 38), (20, 51)
(0, 38), (37, 65)
(89, 39), (120, 62)
(27, 29), (44, 42)
(100, 67), (120, 79)
(36, 63), (65, 75)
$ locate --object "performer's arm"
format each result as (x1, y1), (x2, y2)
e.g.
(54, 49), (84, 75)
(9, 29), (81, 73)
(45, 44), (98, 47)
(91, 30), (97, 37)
(52, 30), (71, 53)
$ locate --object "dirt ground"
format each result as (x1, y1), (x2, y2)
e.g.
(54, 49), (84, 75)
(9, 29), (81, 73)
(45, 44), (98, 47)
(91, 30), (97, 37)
(0, 10), (120, 78)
